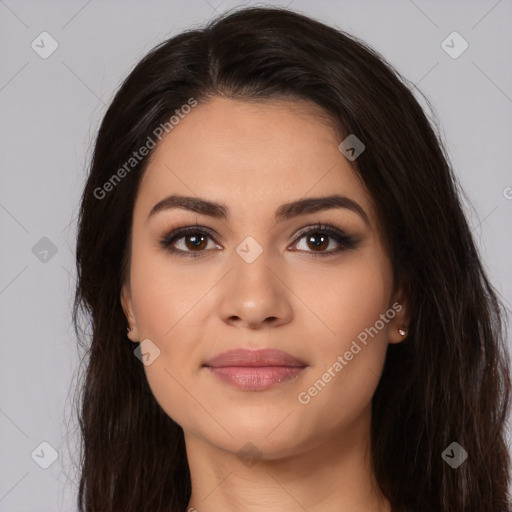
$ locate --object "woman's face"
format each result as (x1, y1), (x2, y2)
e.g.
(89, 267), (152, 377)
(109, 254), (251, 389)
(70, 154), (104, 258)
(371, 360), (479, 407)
(121, 96), (408, 459)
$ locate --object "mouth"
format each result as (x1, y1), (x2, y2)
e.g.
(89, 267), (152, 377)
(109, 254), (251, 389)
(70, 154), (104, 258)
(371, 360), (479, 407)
(203, 348), (308, 391)
(205, 366), (305, 390)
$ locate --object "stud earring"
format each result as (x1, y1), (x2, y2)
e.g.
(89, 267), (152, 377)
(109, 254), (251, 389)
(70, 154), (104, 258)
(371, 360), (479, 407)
(398, 327), (406, 336)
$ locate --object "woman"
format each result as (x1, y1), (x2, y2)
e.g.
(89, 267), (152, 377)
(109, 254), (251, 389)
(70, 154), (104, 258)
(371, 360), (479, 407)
(72, 6), (511, 512)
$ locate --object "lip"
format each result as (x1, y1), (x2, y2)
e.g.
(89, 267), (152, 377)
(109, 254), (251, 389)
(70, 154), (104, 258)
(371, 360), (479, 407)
(203, 348), (307, 368)
(203, 348), (308, 391)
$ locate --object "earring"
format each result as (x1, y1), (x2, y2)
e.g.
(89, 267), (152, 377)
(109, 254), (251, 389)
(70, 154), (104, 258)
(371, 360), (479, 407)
(398, 327), (406, 336)
(126, 326), (131, 333)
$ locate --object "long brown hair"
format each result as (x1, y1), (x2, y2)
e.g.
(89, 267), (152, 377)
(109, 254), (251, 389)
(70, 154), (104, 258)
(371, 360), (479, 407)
(71, 6), (511, 511)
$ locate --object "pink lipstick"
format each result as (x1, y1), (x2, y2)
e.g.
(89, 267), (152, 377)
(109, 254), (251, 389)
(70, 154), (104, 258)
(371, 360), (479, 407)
(203, 348), (307, 391)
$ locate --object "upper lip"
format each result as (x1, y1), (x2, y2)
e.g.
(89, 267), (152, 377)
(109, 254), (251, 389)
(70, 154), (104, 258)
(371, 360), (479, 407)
(203, 348), (307, 368)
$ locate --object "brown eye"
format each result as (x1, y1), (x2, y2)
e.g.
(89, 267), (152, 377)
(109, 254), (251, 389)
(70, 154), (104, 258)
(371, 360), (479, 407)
(303, 232), (330, 252)
(182, 233), (209, 251)
(292, 224), (357, 257)
(159, 227), (220, 258)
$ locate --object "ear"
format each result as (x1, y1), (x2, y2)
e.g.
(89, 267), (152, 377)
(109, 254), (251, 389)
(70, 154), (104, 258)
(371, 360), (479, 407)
(120, 282), (139, 342)
(387, 286), (411, 344)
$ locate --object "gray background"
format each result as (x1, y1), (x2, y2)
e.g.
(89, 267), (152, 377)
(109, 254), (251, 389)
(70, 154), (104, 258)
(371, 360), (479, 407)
(1, 0), (511, 510)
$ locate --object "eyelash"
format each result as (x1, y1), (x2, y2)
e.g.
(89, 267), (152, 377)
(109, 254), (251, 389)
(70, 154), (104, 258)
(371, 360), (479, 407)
(158, 223), (358, 259)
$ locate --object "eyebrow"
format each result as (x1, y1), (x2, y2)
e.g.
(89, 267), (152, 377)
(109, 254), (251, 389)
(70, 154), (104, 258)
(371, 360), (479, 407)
(147, 193), (370, 226)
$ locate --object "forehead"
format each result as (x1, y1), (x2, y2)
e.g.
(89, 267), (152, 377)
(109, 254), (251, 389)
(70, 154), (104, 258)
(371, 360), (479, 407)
(135, 96), (376, 226)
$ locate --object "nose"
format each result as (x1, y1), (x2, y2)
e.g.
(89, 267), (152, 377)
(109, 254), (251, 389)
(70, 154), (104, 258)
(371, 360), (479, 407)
(217, 249), (293, 330)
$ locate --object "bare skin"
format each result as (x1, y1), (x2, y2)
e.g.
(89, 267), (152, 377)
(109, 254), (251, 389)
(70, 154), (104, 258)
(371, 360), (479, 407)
(121, 96), (409, 512)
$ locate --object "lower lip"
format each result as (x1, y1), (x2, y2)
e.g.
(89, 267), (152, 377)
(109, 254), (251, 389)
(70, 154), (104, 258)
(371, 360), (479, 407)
(206, 366), (305, 391)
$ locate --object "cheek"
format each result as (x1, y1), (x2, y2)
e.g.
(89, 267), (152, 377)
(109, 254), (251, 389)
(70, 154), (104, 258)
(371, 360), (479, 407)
(128, 242), (222, 407)
(292, 246), (393, 349)
(292, 250), (393, 410)
(128, 251), (210, 429)
(129, 242), (208, 338)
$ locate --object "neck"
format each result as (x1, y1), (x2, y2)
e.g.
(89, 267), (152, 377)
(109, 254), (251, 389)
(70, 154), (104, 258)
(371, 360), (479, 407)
(183, 405), (390, 512)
